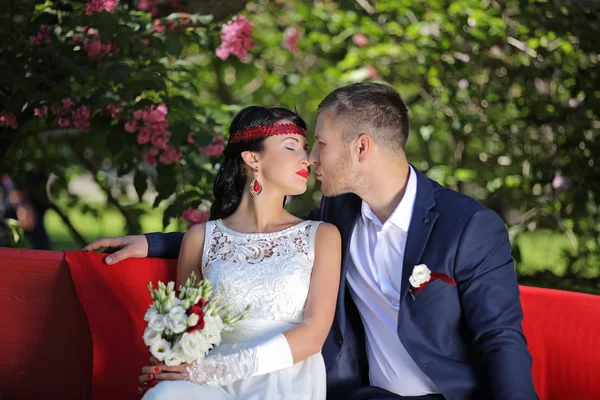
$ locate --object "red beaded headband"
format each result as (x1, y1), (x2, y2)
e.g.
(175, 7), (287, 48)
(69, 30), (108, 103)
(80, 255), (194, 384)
(228, 123), (306, 144)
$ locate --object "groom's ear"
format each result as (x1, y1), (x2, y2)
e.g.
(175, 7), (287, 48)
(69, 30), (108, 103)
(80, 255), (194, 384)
(356, 134), (372, 162)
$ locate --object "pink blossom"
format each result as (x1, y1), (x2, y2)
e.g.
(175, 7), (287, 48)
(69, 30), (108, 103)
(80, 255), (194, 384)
(158, 146), (183, 165)
(352, 33), (369, 47)
(0, 112), (18, 129)
(153, 19), (165, 33)
(105, 102), (121, 118)
(186, 134), (194, 144)
(169, 0), (182, 10)
(125, 120), (137, 133)
(58, 117), (71, 128)
(34, 106), (49, 118)
(282, 27), (300, 54)
(137, 126), (153, 144)
(29, 26), (52, 45)
(179, 14), (191, 26)
(133, 109), (146, 121)
(72, 105), (91, 132)
(143, 148), (159, 167)
(216, 16), (256, 60)
(85, 0), (119, 15)
(151, 130), (171, 150)
(55, 98), (73, 125)
(71, 35), (82, 43)
(181, 208), (209, 227)
(214, 136), (225, 144)
(198, 144), (225, 157)
(138, 0), (159, 16)
(366, 65), (378, 79)
(83, 33), (115, 61)
(61, 98), (73, 111)
(457, 79), (469, 89)
(146, 104), (167, 124)
(552, 174), (571, 190)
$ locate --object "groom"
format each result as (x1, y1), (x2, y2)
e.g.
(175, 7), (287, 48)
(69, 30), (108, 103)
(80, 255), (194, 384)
(86, 83), (538, 400)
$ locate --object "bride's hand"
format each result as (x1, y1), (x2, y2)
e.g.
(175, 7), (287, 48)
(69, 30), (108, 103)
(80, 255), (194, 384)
(137, 359), (188, 395)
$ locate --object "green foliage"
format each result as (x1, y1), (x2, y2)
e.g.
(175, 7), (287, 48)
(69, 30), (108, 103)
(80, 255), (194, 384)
(1, 0), (598, 291)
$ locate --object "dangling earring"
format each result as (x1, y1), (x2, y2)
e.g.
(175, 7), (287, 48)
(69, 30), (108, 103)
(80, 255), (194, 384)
(249, 167), (262, 196)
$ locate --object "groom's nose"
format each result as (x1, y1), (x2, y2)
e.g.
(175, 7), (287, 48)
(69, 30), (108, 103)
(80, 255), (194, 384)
(308, 148), (319, 165)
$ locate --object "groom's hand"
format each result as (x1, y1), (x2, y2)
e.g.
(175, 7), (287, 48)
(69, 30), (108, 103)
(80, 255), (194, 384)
(83, 235), (149, 265)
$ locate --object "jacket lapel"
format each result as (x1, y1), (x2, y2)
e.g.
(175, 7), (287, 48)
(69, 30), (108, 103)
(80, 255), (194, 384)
(400, 167), (439, 303)
(333, 194), (362, 334)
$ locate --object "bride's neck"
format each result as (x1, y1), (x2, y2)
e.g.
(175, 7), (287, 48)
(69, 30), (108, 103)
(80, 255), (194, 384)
(226, 190), (290, 233)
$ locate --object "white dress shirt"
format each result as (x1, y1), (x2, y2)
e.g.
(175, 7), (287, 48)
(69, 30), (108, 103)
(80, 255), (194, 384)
(346, 165), (440, 395)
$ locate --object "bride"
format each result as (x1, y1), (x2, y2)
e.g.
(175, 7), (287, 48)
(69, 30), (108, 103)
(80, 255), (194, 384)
(138, 106), (341, 399)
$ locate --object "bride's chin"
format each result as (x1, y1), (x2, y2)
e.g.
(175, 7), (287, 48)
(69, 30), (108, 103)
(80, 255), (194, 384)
(287, 186), (307, 196)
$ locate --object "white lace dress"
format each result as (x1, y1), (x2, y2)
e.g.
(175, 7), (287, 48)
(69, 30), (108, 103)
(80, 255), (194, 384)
(143, 219), (326, 400)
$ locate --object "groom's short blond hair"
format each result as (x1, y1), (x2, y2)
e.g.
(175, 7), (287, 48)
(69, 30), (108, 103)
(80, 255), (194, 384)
(317, 82), (410, 153)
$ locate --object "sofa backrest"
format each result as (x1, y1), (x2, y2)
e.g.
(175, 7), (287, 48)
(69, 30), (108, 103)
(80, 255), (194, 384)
(2, 248), (600, 399)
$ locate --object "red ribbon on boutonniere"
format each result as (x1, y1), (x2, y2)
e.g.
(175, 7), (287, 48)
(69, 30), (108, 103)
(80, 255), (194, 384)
(408, 264), (457, 300)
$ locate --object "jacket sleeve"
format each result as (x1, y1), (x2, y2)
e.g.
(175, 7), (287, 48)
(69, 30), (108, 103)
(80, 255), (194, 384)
(144, 232), (185, 259)
(454, 209), (538, 399)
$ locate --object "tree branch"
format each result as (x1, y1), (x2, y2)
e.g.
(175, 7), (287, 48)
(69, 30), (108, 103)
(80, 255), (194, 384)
(48, 202), (88, 248)
(212, 57), (233, 105)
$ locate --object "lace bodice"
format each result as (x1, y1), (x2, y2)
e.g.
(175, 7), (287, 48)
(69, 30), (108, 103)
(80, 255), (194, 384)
(201, 219), (321, 323)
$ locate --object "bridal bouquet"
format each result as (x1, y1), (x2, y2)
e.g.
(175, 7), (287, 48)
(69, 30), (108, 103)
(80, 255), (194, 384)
(143, 272), (250, 366)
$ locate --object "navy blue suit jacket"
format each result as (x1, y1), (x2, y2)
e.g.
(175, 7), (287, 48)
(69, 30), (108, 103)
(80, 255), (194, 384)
(146, 167), (538, 400)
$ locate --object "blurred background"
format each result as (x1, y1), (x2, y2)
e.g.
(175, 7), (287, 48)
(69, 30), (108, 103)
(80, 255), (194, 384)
(1, 0), (598, 293)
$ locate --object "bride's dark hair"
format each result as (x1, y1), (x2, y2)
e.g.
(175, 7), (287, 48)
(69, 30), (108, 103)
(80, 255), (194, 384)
(209, 106), (307, 221)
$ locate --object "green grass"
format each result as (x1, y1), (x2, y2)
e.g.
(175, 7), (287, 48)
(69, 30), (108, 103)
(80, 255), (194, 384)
(45, 207), (181, 250)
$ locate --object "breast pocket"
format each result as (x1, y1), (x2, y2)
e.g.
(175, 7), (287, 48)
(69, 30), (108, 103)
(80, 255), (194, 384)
(408, 279), (466, 359)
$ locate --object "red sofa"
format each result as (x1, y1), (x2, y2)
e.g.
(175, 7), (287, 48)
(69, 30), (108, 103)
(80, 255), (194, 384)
(1, 248), (599, 399)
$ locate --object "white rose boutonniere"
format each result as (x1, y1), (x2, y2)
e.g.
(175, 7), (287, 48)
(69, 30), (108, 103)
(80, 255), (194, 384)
(408, 264), (457, 300)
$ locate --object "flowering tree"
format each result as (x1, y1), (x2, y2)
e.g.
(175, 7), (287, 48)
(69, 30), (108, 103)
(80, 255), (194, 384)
(1, 0), (254, 244)
(2, 0), (599, 286)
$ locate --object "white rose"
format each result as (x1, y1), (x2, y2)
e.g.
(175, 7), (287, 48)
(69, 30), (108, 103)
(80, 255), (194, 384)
(409, 264), (431, 288)
(187, 313), (200, 327)
(179, 331), (210, 361)
(143, 326), (162, 346)
(150, 339), (172, 361)
(144, 305), (158, 322)
(202, 315), (223, 346)
(166, 306), (188, 334)
(148, 314), (166, 332)
(164, 344), (185, 366)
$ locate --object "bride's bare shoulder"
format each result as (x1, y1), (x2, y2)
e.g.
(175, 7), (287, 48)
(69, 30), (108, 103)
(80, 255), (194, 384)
(182, 223), (207, 245)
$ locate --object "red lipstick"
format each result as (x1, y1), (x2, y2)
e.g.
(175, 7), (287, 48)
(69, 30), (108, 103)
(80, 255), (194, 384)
(296, 169), (309, 179)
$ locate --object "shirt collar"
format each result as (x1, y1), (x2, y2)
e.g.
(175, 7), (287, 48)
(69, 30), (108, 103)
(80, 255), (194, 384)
(360, 165), (417, 232)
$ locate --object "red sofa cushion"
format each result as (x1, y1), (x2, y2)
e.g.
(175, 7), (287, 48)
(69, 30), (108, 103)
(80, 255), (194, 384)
(520, 285), (600, 399)
(65, 250), (176, 400)
(61, 250), (600, 399)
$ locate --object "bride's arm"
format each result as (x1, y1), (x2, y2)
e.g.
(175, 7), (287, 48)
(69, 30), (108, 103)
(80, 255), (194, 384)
(176, 224), (206, 287)
(185, 222), (341, 385)
(283, 222), (341, 361)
